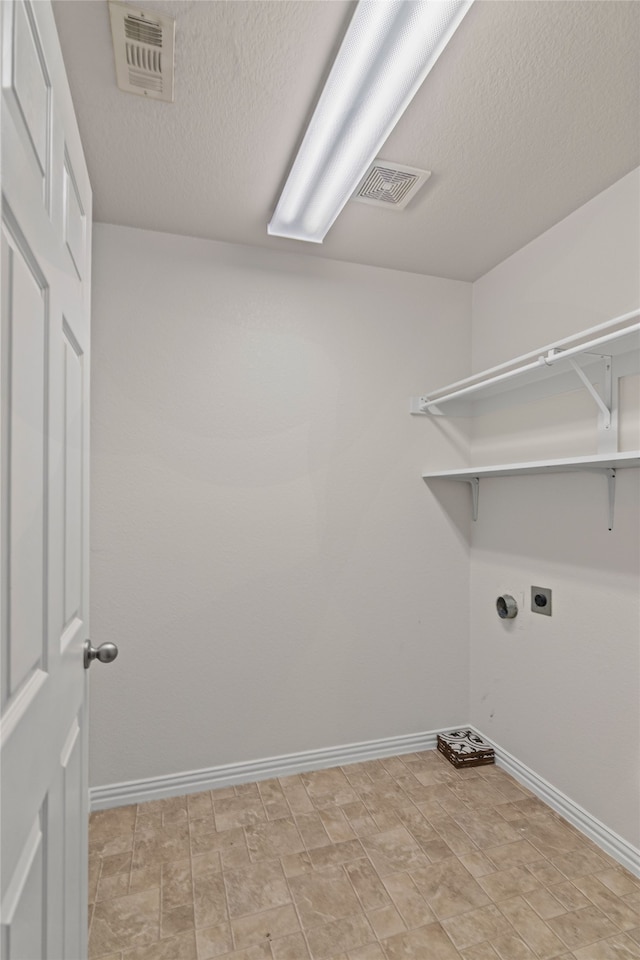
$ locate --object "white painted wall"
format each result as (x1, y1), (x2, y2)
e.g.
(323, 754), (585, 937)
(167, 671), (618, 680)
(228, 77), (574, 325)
(470, 169), (640, 847)
(90, 224), (472, 789)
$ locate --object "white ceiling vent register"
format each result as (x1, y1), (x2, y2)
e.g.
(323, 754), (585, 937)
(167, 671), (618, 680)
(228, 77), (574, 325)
(353, 161), (431, 210)
(108, 2), (175, 102)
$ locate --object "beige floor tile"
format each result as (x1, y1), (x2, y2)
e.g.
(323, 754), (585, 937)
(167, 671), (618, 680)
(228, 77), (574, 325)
(366, 905), (406, 940)
(162, 859), (193, 910)
(295, 812), (332, 850)
(574, 875), (640, 930)
(209, 786), (236, 801)
(449, 779), (512, 807)
(235, 783), (260, 798)
(428, 816), (476, 855)
(161, 903), (195, 939)
(187, 793), (213, 820)
(90, 888), (161, 956)
(549, 880), (592, 912)
(121, 930), (197, 959)
(89, 751), (633, 960)
(194, 922), (233, 959)
(130, 864), (162, 895)
(289, 864), (362, 929)
(90, 857), (102, 904)
(281, 851), (314, 878)
(361, 827), (429, 877)
(301, 769), (358, 807)
(220, 842), (251, 870)
(189, 816), (217, 840)
(410, 858), (490, 919)
(572, 933), (640, 958)
(90, 806), (137, 843)
(191, 851), (223, 878)
(485, 839), (544, 869)
(305, 913), (376, 959)
(490, 933), (537, 958)
(193, 872), (228, 928)
(230, 903), (300, 949)
(458, 851), (497, 878)
(309, 839), (365, 869)
(278, 776), (315, 815)
(460, 942), (501, 960)
(381, 872), (435, 929)
(270, 931), (311, 959)
(257, 779), (291, 820)
(552, 848), (611, 879)
(421, 838), (456, 863)
(441, 902), (511, 949)
(345, 859), (392, 911)
(224, 859), (290, 919)
(348, 943), (386, 959)
(213, 945), (271, 960)
(597, 870), (640, 898)
(90, 833), (135, 859)
(498, 895), (574, 958)
(453, 814), (521, 850)
(213, 796), (266, 832)
(245, 818), (304, 861)
(319, 807), (357, 844)
(478, 865), (541, 902)
(190, 827), (246, 859)
(525, 861), (566, 886)
(101, 853), (133, 877)
(381, 921), (461, 959)
(547, 904), (621, 950)
(97, 873), (131, 901)
(132, 823), (190, 869)
(523, 886), (568, 920)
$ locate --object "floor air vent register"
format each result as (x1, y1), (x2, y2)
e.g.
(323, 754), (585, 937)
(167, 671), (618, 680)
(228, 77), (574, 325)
(437, 729), (495, 768)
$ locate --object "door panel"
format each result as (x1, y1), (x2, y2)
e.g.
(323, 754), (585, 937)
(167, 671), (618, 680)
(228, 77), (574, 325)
(63, 321), (84, 631)
(63, 157), (86, 281)
(5, 234), (47, 695)
(2, 0), (51, 208)
(1, 1), (92, 956)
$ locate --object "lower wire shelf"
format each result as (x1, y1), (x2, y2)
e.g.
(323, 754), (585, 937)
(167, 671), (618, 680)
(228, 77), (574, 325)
(422, 451), (640, 528)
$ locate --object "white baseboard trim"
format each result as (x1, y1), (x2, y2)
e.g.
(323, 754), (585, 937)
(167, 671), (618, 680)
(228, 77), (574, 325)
(471, 727), (640, 878)
(89, 727), (447, 811)
(90, 724), (640, 878)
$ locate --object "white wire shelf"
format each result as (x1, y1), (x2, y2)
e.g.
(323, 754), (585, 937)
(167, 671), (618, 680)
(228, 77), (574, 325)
(423, 451), (640, 529)
(423, 451), (640, 481)
(411, 310), (640, 418)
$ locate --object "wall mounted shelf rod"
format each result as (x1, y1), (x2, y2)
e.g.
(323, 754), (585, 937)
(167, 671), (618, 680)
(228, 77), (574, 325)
(412, 312), (639, 416)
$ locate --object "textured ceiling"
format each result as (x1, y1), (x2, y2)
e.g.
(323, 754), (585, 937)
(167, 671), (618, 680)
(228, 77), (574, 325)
(52, 0), (639, 282)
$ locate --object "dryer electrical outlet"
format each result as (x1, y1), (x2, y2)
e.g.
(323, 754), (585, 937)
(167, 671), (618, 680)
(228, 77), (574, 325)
(531, 586), (552, 616)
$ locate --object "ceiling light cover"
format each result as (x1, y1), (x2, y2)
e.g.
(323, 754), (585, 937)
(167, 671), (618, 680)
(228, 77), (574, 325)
(268, 0), (473, 243)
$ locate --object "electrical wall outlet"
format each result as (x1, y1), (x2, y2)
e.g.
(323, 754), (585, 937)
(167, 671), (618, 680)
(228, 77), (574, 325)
(531, 586), (552, 616)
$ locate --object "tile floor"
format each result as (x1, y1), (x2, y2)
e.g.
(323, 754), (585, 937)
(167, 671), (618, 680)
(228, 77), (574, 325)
(88, 750), (640, 960)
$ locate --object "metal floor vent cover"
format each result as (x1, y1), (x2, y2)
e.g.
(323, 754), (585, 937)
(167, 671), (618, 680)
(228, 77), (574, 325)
(108, 2), (175, 102)
(353, 161), (431, 210)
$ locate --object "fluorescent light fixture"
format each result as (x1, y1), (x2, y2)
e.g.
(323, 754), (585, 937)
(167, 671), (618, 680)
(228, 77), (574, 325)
(268, 0), (474, 243)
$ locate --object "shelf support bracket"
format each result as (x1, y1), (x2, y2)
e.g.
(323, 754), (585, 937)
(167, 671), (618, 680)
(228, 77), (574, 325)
(466, 477), (479, 522)
(567, 357), (611, 429)
(607, 468), (616, 531)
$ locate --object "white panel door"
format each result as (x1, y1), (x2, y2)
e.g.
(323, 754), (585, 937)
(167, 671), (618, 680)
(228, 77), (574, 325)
(1, 1), (93, 957)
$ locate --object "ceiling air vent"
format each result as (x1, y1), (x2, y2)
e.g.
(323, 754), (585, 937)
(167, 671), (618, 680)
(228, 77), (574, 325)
(352, 161), (431, 210)
(108, 2), (175, 102)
